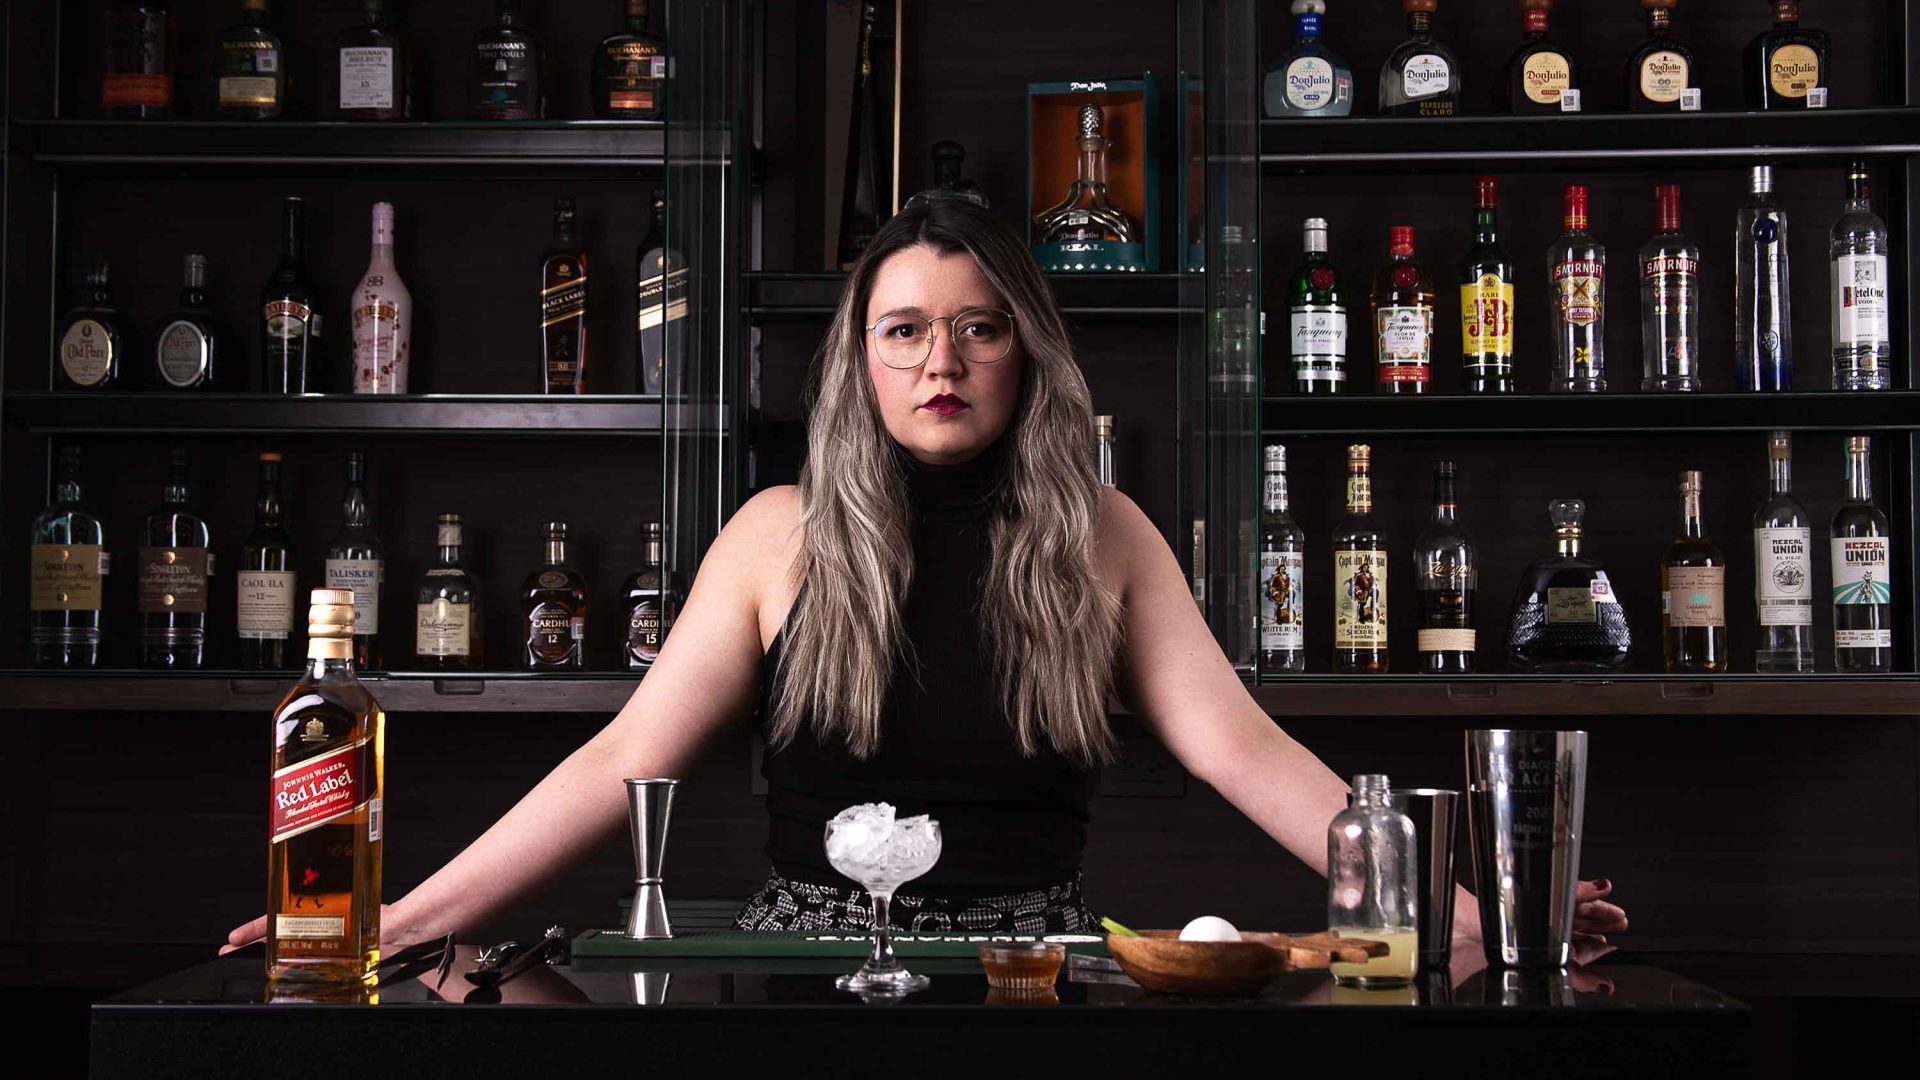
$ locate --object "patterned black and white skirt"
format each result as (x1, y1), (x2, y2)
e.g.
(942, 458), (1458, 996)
(732, 867), (1101, 934)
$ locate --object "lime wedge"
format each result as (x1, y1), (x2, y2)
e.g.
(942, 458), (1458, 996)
(1099, 917), (1139, 938)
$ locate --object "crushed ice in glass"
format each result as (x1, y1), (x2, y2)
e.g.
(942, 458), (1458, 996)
(825, 802), (942, 890)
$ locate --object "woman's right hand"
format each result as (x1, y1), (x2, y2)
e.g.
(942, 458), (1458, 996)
(219, 904), (415, 956)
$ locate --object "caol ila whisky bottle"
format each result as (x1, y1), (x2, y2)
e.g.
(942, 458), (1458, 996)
(1747, 0), (1827, 109)
(1259, 445), (1307, 674)
(416, 514), (482, 670)
(542, 199), (589, 394)
(1500, 0), (1577, 114)
(1415, 461), (1475, 674)
(1831, 436), (1892, 672)
(267, 588), (385, 987)
(621, 523), (680, 672)
(1627, 0), (1697, 112)
(523, 522), (588, 670)
(1661, 470), (1728, 673)
(1332, 444), (1387, 673)
(593, 0), (667, 120)
(138, 450), (213, 669)
(30, 446), (109, 669)
(1379, 0), (1460, 117)
(1507, 499), (1630, 672)
(238, 452), (299, 671)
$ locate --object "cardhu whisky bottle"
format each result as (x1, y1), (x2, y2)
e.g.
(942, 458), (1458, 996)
(523, 521), (588, 670)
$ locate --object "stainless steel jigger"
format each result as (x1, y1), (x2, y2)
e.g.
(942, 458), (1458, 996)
(624, 778), (679, 940)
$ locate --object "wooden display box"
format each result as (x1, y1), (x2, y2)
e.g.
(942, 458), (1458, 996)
(1027, 73), (1161, 272)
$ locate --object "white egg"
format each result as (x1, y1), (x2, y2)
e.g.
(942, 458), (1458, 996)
(1178, 915), (1243, 943)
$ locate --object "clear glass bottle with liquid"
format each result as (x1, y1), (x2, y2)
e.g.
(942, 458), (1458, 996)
(1753, 431), (1813, 673)
(1830, 162), (1892, 390)
(325, 451), (385, 670)
(1734, 165), (1792, 391)
(1548, 185), (1605, 392)
(1640, 184), (1701, 392)
(1328, 774), (1419, 987)
(1095, 415), (1116, 487)
(1265, 0), (1354, 118)
(30, 446), (109, 669)
(1259, 444), (1307, 675)
(1830, 436), (1892, 671)
(1661, 470), (1728, 672)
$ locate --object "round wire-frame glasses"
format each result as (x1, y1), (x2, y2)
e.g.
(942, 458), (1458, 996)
(863, 308), (1016, 369)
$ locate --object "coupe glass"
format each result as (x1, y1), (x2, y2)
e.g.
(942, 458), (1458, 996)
(824, 816), (943, 995)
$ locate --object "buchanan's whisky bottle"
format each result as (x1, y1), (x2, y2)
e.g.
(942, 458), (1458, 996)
(621, 523), (679, 672)
(1264, 0), (1354, 119)
(325, 451), (385, 669)
(1506, 499), (1630, 672)
(1370, 226), (1433, 395)
(1379, 0), (1460, 117)
(524, 521), (588, 670)
(1459, 177), (1514, 394)
(1661, 470), (1728, 673)
(1500, 0), (1577, 114)
(1259, 445), (1307, 674)
(1831, 436), (1892, 672)
(30, 446), (109, 669)
(416, 514), (482, 670)
(1747, 0), (1827, 109)
(593, 0), (667, 120)
(1626, 0), (1697, 112)
(55, 257), (129, 391)
(1287, 218), (1347, 394)
(334, 0), (410, 121)
(1753, 431), (1814, 673)
(238, 452), (299, 671)
(216, 0), (286, 119)
(155, 254), (220, 391)
(267, 588), (385, 987)
(1548, 185), (1605, 392)
(1332, 444), (1387, 673)
(138, 450), (212, 669)
(1415, 462), (1475, 674)
(542, 199), (589, 394)
(471, 0), (543, 120)
(637, 192), (688, 395)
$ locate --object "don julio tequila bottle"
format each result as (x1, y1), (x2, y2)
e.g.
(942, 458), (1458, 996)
(1661, 470), (1728, 673)
(1259, 445), (1306, 674)
(1753, 432), (1814, 673)
(1640, 184), (1700, 392)
(1830, 162), (1892, 390)
(1288, 218), (1347, 393)
(1379, 0), (1460, 117)
(1333, 444), (1387, 673)
(30, 447), (109, 669)
(1264, 1), (1354, 118)
(267, 588), (384, 986)
(1415, 462), (1474, 674)
(1831, 436), (1891, 671)
(1506, 499), (1630, 672)
(1549, 185), (1605, 392)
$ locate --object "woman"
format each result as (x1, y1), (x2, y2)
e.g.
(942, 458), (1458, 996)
(227, 197), (1627, 950)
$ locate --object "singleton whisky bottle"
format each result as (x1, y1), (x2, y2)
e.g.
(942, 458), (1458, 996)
(1734, 165), (1792, 392)
(622, 522), (680, 672)
(1264, 0), (1355, 119)
(1371, 226), (1433, 395)
(325, 451), (385, 670)
(30, 447), (109, 669)
(267, 588), (384, 987)
(1333, 444), (1387, 673)
(1415, 461), (1475, 674)
(524, 522), (588, 670)
(238, 452), (299, 671)
(637, 192), (689, 396)
(1259, 445), (1307, 675)
(1549, 184), (1606, 392)
(1747, 0), (1827, 109)
(1501, 0), (1577, 114)
(593, 0), (667, 120)
(138, 449), (212, 670)
(1095, 415), (1117, 487)
(217, 0), (286, 119)
(1661, 470), (1728, 673)
(155, 254), (220, 391)
(1287, 217), (1347, 394)
(1626, 0), (1697, 112)
(350, 202), (411, 394)
(1459, 176), (1515, 394)
(1507, 499), (1630, 672)
(1640, 184), (1701, 392)
(1753, 432), (1814, 673)
(335, 0), (410, 121)
(1831, 436), (1892, 671)
(55, 257), (129, 391)
(103, 0), (174, 118)
(262, 196), (322, 395)
(542, 199), (589, 394)
(1035, 104), (1137, 246)
(471, 0), (543, 120)
(1830, 162), (1892, 390)
(416, 514), (481, 670)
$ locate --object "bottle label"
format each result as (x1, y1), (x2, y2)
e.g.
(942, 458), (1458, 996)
(1258, 550), (1305, 652)
(339, 47), (397, 110)
(1664, 566), (1726, 628)
(628, 598), (667, 666)
(474, 41), (537, 111)
(1333, 550), (1387, 649)
(1754, 527), (1813, 626)
(1401, 54), (1451, 98)
(1639, 51), (1690, 103)
(1547, 579), (1618, 624)
(528, 601), (582, 664)
(156, 319), (211, 387)
(31, 544), (106, 612)
(1290, 304), (1347, 385)
(325, 558), (383, 634)
(1345, 475), (1371, 513)
(1835, 627), (1892, 648)
(218, 75), (279, 107)
(1553, 260), (1603, 325)
(263, 298), (313, 376)
(59, 320), (115, 387)
(1375, 304), (1432, 384)
(1522, 53), (1571, 105)
(137, 547), (210, 614)
(351, 298), (409, 394)
(275, 914), (348, 940)
(271, 737), (370, 845)
(1460, 273), (1514, 374)
(543, 274), (588, 327)
(1831, 537), (1891, 605)
(1768, 44), (1821, 98)
(1417, 628), (1476, 652)
(1832, 254), (1890, 351)
(103, 74), (174, 109)
(603, 41), (666, 112)
(1284, 56), (1336, 111)
(237, 569), (298, 639)
(417, 600), (473, 657)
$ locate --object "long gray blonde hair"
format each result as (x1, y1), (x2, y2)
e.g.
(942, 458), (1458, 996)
(769, 198), (1121, 768)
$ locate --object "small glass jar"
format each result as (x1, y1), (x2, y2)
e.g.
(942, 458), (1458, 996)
(1327, 773), (1419, 988)
(978, 942), (1065, 991)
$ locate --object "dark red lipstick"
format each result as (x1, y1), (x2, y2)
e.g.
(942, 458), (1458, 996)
(920, 393), (970, 417)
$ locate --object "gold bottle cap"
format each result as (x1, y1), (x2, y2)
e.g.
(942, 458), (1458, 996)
(308, 588), (357, 660)
(1095, 415), (1114, 438)
(1348, 443), (1371, 468)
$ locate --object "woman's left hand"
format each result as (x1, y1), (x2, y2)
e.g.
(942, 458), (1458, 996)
(1574, 878), (1628, 939)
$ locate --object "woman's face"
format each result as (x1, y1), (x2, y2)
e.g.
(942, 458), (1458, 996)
(863, 244), (1025, 466)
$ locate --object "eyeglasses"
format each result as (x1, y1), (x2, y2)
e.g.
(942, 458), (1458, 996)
(863, 308), (1016, 369)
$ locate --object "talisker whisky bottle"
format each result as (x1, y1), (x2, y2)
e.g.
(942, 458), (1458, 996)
(267, 588), (384, 987)
(1661, 470), (1728, 672)
(1831, 436), (1892, 672)
(1333, 444), (1387, 673)
(542, 199), (589, 393)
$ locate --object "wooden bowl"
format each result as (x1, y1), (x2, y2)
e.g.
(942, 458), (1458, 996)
(1105, 931), (1390, 996)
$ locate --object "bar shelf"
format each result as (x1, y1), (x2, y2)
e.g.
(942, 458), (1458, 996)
(0, 392), (717, 436)
(1258, 390), (1920, 435)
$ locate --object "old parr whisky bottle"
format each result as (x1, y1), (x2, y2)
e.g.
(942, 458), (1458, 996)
(268, 588), (384, 987)
(1333, 444), (1388, 673)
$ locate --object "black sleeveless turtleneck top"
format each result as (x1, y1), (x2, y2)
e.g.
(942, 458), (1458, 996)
(758, 444), (1096, 898)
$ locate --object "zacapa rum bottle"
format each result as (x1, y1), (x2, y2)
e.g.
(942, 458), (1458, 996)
(1259, 445), (1307, 674)
(1753, 431), (1814, 673)
(1831, 436), (1892, 671)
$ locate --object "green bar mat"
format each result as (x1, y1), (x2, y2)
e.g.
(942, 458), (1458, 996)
(571, 928), (1111, 959)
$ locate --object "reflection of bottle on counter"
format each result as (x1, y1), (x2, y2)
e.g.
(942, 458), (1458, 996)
(1327, 773), (1419, 988)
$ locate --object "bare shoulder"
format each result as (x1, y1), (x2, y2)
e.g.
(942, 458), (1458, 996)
(706, 485), (805, 645)
(1094, 486), (1168, 592)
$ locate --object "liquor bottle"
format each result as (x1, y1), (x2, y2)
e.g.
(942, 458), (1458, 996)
(1459, 177), (1514, 395)
(266, 587), (384, 987)
(103, 1), (173, 119)
(542, 199), (589, 394)
(1095, 416), (1117, 487)
(1264, 1), (1355, 119)
(1327, 774), (1419, 989)
(262, 196), (322, 395)
(1640, 184), (1700, 392)
(1259, 445), (1307, 674)
(1753, 432), (1814, 673)
(217, 0), (286, 119)
(836, 1), (885, 269)
(55, 257), (129, 391)
(416, 514), (481, 671)
(1548, 185), (1605, 393)
(155, 254), (220, 391)
(1500, 0), (1577, 114)
(1734, 165), (1792, 392)
(1626, 0), (1697, 112)
(238, 452), (299, 671)
(524, 522), (588, 670)
(903, 141), (991, 210)
(1660, 470), (1728, 673)
(471, 0), (543, 120)
(1035, 105), (1136, 246)
(593, 0), (667, 120)
(1371, 226), (1433, 395)
(1506, 499), (1630, 672)
(335, 0), (410, 121)
(1830, 162), (1892, 390)
(622, 522), (680, 672)
(1379, 0), (1460, 118)
(637, 192), (689, 396)
(325, 451), (384, 670)
(350, 202), (411, 394)
(1287, 217), (1347, 394)
(1332, 444), (1387, 673)
(138, 450), (212, 670)
(1415, 462), (1474, 674)
(30, 447), (109, 669)
(1747, 0), (1827, 109)
(1831, 436), (1892, 671)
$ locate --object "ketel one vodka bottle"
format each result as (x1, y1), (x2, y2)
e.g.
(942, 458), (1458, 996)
(1549, 185), (1605, 392)
(1831, 436), (1892, 671)
(1830, 162), (1892, 390)
(1506, 499), (1630, 672)
(1264, 1), (1354, 119)
(1640, 183), (1700, 392)
(267, 588), (385, 987)
(1288, 218), (1347, 393)
(1415, 461), (1475, 674)
(1753, 431), (1814, 673)
(1258, 445), (1306, 675)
